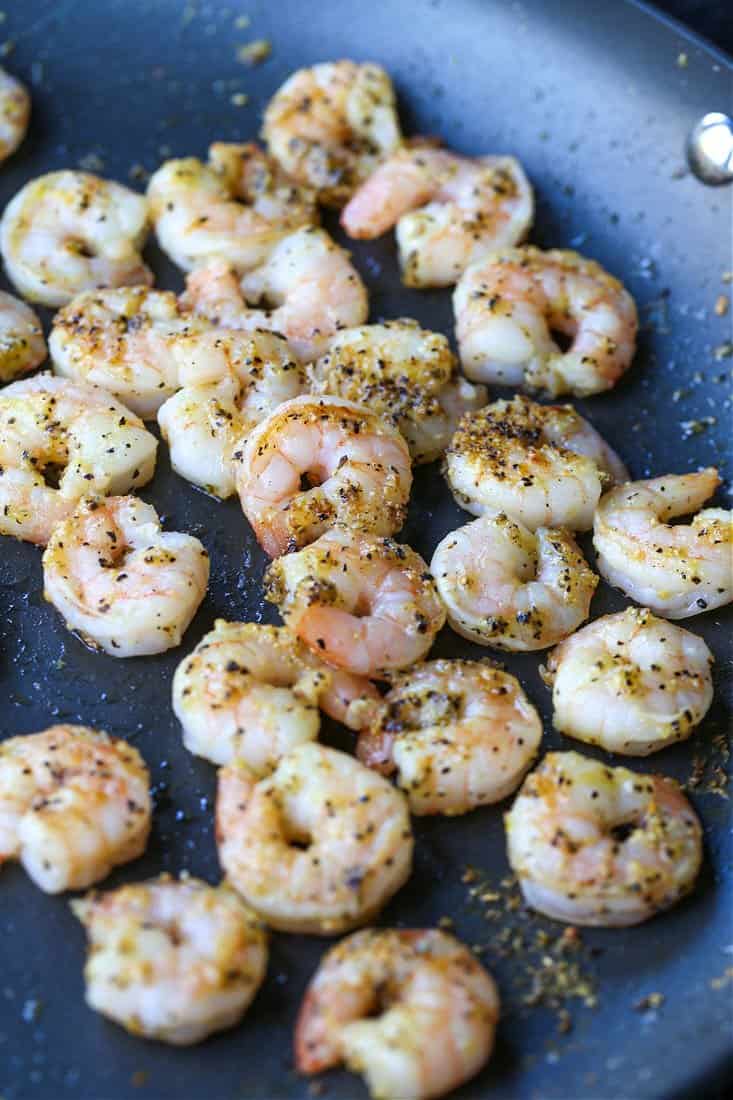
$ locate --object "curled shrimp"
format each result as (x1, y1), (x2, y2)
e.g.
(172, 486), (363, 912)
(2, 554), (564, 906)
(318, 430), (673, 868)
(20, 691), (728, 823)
(235, 394), (412, 557)
(307, 319), (487, 464)
(147, 141), (318, 273)
(0, 724), (151, 893)
(295, 927), (499, 1100)
(72, 874), (268, 1045)
(357, 659), (542, 814)
(0, 171), (151, 306)
(42, 495), (209, 657)
(263, 60), (402, 206)
(444, 394), (628, 531)
(0, 374), (157, 545)
(173, 620), (379, 771)
(216, 743), (413, 934)
(342, 144), (533, 288)
(265, 528), (446, 678)
(431, 510), (598, 650)
(0, 67), (30, 161)
(453, 246), (638, 397)
(545, 608), (714, 756)
(0, 290), (46, 382)
(505, 751), (703, 926)
(593, 468), (732, 619)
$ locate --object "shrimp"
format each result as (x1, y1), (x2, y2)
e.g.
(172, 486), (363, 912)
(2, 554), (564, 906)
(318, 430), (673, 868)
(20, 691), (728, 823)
(444, 394), (628, 531)
(216, 743), (413, 934)
(147, 142), (318, 273)
(0, 290), (46, 382)
(342, 144), (533, 288)
(158, 329), (306, 498)
(0, 724), (151, 893)
(42, 495), (209, 657)
(0, 171), (151, 306)
(453, 246), (638, 397)
(357, 659), (541, 814)
(545, 608), (714, 756)
(182, 226), (369, 362)
(505, 751), (703, 926)
(262, 60), (402, 206)
(0, 374), (157, 545)
(172, 620), (380, 771)
(295, 927), (499, 1100)
(307, 319), (487, 464)
(265, 528), (446, 678)
(593, 469), (732, 619)
(0, 67), (30, 161)
(71, 874), (267, 1045)
(431, 511), (598, 650)
(235, 394), (412, 557)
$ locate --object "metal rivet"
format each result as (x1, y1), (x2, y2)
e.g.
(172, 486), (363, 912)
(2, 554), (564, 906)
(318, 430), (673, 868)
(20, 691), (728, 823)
(686, 112), (733, 185)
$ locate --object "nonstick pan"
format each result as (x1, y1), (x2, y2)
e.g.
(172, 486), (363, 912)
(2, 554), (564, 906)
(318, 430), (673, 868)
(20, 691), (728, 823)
(1, 2), (731, 1098)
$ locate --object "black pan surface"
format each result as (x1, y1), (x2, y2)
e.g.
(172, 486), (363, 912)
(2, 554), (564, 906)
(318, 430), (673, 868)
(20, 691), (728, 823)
(0, 2), (731, 1098)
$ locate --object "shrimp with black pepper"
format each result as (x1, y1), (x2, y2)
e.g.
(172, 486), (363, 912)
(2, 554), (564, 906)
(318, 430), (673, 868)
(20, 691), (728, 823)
(0, 67), (30, 161)
(0, 290), (46, 382)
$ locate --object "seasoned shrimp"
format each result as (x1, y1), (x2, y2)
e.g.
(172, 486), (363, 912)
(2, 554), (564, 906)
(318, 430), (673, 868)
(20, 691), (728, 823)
(358, 659), (541, 814)
(173, 620), (379, 771)
(0, 68), (30, 161)
(0, 374), (157, 545)
(444, 394), (628, 530)
(454, 246), (638, 397)
(147, 142), (318, 273)
(0, 171), (151, 306)
(183, 227), (369, 361)
(505, 751), (703, 926)
(0, 290), (46, 382)
(235, 394), (412, 557)
(72, 875), (267, 1045)
(0, 724), (150, 893)
(308, 319), (487, 464)
(593, 469), (732, 619)
(545, 608), (714, 756)
(265, 529), (446, 678)
(263, 60), (402, 206)
(42, 495), (209, 657)
(431, 511), (598, 650)
(217, 743), (413, 934)
(158, 329), (306, 498)
(342, 144), (533, 288)
(296, 928), (499, 1100)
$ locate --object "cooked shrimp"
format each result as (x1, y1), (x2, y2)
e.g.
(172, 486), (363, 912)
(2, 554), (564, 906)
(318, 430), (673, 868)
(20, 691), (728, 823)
(0, 67), (30, 161)
(593, 469), (732, 619)
(307, 319), (487, 464)
(0, 724), (150, 893)
(183, 226), (369, 361)
(72, 875), (267, 1045)
(158, 329), (306, 498)
(262, 60), (402, 206)
(0, 171), (151, 306)
(454, 246), (638, 397)
(505, 751), (703, 926)
(444, 394), (628, 530)
(431, 511), (598, 650)
(235, 394), (412, 557)
(173, 620), (380, 771)
(265, 528), (446, 677)
(357, 659), (541, 814)
(216, 743), (413, 934)
(545, 608), (714, 756)
(147, 142), (318, 273)
(0, 374), (157, 545)
(295, 927), (499, 1100)
(42, 495), (209, 657)
(0, 290), (46, 382)
(342, 144), (533, 288)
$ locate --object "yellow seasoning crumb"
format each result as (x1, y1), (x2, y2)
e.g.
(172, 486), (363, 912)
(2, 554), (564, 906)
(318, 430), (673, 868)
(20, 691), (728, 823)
(438, 915), (454, 929)
(714, 294), (729, 316)
(722, 272), (733, 284)
(677, 52), (688, 67)
(230, 92), (249, 107)
(234, 14), (251, 29)
(237, 39), (271, 65)
(461, 867), (477, 884)
(633, 991), (665, 1011)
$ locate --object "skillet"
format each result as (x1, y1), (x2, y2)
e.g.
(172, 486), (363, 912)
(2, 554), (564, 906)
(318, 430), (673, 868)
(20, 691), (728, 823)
(0, 1), (731, 1097)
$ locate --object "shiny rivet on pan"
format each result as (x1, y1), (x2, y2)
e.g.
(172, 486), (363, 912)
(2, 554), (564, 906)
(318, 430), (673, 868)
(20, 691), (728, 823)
(686, 112), (733, 184)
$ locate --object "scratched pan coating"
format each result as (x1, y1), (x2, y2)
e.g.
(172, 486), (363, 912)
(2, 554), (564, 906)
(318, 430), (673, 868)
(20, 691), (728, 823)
(0, 1), (731, 1098)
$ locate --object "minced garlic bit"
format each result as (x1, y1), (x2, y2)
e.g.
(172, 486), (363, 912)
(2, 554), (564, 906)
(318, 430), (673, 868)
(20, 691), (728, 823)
(236, 39), (271, 65)
(714, 294), (729, 316)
